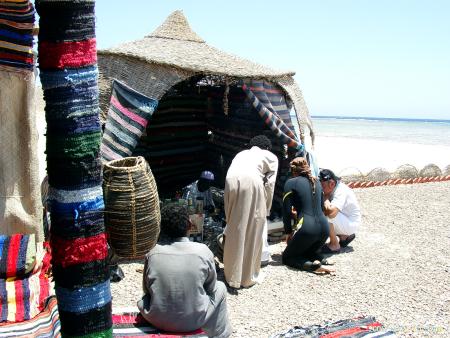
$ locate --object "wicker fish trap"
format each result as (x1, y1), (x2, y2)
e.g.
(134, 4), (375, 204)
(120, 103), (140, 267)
(103, 156), (161, 259)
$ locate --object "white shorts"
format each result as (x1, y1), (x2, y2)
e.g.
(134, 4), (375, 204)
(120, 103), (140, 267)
(329, 212), (360, 236)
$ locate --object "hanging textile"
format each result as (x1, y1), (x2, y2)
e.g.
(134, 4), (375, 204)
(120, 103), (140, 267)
(101, 80), (158, 162)
(37, 0), (112, 336)
(134, 87), (209, 195)
(0, 0), (42, 241)
(241, 80), (303, 152)
(0, 0), (35, 72)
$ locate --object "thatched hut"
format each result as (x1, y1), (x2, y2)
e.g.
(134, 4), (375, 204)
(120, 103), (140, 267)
(97, 10), (315, 212)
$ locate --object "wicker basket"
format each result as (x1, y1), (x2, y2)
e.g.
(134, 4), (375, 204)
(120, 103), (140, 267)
(103, 156), (160, 259)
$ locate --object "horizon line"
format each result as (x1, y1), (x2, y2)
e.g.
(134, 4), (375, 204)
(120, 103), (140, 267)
(310, 115), (450, 123)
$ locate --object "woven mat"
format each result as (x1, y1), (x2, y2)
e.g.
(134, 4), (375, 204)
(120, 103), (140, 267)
(270, 316), (397, 338)
(112, 307), (207, 337)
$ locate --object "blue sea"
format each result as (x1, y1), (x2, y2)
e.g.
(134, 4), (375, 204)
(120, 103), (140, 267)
(310, 116), (450, 147)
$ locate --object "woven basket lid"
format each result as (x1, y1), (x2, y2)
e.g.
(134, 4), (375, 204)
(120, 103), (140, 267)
(147, 10), (205, 43)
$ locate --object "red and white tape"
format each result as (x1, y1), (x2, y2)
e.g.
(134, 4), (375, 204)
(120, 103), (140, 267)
(347, 175), (450, 189)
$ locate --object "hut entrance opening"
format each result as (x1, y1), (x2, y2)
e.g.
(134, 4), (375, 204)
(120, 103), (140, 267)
(133, 75), (287, 211)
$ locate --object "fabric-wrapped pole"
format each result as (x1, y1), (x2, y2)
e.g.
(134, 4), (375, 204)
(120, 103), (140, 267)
(36, 0), (112, 336)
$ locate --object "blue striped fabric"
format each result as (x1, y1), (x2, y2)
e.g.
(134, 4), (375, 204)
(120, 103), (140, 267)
(40, 65), (98, 89)
(242, 80), (303, 152)
(0, 29), (34, 44)
(49, 196), (104, 219)
(0, 277), (6, 320)
(55, 280), (111, 313)
(48, 186), (103, 204)
(22, 278), (30, 320)
(0, 236), (5, 261)
(101, 80), (158, 162)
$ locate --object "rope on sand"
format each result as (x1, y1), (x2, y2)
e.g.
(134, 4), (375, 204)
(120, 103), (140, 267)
(347, 175), (450, 189)
(340, 163), (450, 189)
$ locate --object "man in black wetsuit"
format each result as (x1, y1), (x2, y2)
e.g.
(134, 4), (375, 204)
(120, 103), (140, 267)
(282, 157), (335, 274)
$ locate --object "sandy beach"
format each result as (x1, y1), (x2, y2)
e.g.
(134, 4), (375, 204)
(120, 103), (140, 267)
(33, 94), (450, 337)
(310, 136), (450, 177)
(111, 180), (450, 337)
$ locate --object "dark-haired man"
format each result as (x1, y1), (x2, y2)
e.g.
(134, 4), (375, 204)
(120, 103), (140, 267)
(223, 135), (278, 288)
(137, 204), (232, 338)
(319, 169), (361, 253)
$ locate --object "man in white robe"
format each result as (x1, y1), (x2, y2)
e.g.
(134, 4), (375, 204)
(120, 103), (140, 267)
(223, 135), (278, 288)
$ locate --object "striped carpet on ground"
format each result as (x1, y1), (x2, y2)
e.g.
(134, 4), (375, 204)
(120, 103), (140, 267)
(0, 296), (60, 338)
(270, 316), (397, 338)
(111, 308), (207, 338)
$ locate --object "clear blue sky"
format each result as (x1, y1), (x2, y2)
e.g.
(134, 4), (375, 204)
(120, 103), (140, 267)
(94, 0), (450, 120)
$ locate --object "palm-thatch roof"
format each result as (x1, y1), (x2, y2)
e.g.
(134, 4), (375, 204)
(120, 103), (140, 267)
(100, 10), (294, 78)
(97, 10), (314, 143)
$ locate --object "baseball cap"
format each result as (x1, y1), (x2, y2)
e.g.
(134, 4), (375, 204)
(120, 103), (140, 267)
(200, 170), (214, 181)
(319, 169), (340, 182)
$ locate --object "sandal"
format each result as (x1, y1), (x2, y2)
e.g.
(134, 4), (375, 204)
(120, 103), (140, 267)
(339, 234), (356, 247)
(321, 245), (340, 254)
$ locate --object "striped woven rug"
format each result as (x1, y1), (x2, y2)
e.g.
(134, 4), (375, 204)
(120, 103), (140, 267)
(270, 316), (397, 338)
(112, 307), (207, 337)
(0, 296), (60, 338)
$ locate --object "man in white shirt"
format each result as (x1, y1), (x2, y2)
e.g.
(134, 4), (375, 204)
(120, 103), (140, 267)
(320, 169), (361, 253)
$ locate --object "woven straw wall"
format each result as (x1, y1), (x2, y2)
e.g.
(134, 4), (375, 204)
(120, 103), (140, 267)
(98, 55), (191, 121)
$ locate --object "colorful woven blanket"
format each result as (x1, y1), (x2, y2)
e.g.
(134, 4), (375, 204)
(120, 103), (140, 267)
(101, 79), (158, 162)
(270, 316), (397, 338)
(0, 296), (60, 338)
(0, 234), (36, 279)
(112, 308), (207, 337)
(0, 245), (51, 323)
(0, 0), (35, 72)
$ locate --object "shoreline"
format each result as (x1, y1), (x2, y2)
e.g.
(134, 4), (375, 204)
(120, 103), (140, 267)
(35, 102), (450, 183)
(312, 135), (450, 176)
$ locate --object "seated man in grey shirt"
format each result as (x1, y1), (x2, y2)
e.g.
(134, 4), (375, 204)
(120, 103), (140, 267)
(137, 203), (232, 338)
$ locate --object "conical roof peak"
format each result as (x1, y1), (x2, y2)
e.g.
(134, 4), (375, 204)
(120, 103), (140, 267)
(146, 10), (205, 43)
